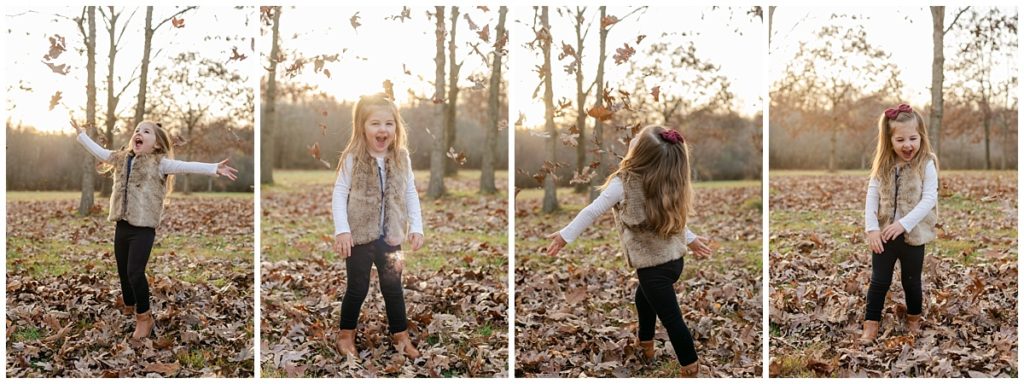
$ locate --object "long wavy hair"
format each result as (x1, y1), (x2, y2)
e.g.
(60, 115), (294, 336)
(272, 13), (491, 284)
(869, 108), (937, 185)
(604, 125), (693, 237)
(337, 93), (409, 175)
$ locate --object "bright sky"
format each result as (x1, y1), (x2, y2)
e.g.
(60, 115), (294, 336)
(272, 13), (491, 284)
(266, 6), (498, 105)
(770, 6), (1018, 107)
(511, 6), (764, 129)
(4, 6), (254, 134)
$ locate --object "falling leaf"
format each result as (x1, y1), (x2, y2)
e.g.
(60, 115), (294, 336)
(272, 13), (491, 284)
(464, 14), (478, 31)
(651, 86), (661, 102)
(228, 46), (247, 62)
(350, 12), (361, 31)
(308, 142), (330, 168)
(43, 61), (70, 75)
(323, 68), (331, 78)
(636, 34), (647, 45)
(382, 79), (395, 100)
(477, 6), (490, 12)
(48, 91), (62, 111)
(587, 106), (614, 121)
(477, 24), (490, 42)
(446, 147), (467, 166)
(319, 123), (327, 136)
(559, 131), (579, 147)
(387, 7), (411, 22)
(558, 43), (576, 61)
(613, 43), (635, 65)
(44, 34), (66, 61)
(171, 16), (185, 28)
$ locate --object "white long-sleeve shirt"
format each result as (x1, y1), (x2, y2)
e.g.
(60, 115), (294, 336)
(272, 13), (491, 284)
(331, 153), (424, 236)
(864, 160), (938, 232)
(77, 132), (219, 176)
(558, 177), (697, 244)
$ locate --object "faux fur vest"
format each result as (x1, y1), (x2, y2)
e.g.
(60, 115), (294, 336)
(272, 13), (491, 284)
(347, 150), (409, 246)
(877, 160), (937, 246)
(108, 151), (167, 228)
(612, 175), (688, 270)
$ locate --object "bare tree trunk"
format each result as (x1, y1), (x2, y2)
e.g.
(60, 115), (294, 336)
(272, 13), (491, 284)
(769, 6), (776, 47)
(983, 98), (991, 170)
(573, 7), (588, 194)
(79, 6), (98, 216)
(588, 6), (609, 201)
(540, 7), (559, 213)
(930, 6), (945, 159)
(261, 6), (281, 185)
(101, 6), (119, 197)
(444, 6), (461, 177)
(829, 116), (838, 172)
(134, 7), (153, 129)
(480, 6), (506, 195)
(427, 6), (448, 199)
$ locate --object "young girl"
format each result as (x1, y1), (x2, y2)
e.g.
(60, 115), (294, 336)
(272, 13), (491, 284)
(331, 93), (425, 359)
(72, 119), (238, 339)
(860, 103), (938, 344)
(546, 125), (713, 378)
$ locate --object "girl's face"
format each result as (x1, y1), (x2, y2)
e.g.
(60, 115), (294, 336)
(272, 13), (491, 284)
(890, 120), (920, 162)
(132, 123), (160, 155)
(363, 107), (396, 157)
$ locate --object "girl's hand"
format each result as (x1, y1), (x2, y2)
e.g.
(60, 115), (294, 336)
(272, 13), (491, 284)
(866, 230), (884, 254)
(688, 236), (713, 258)
(546, 232), (566, 257)
(216, 158), (239, 181)
(334, 233), (353, 259)
(70, 119), (85, 135)
(880, 222), (905, 242)
(408, 233), (424, 251)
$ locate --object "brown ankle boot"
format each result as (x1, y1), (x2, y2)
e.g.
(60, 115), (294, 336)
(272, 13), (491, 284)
(639, 340), (655, 361)
(391, 331), (420, 359)
(335, 329), (357, 357)
(906, 314), (922, 334)
(859, 320), (879, 345)
(680, 360), (699, 378)
(132, 311), (155, 339)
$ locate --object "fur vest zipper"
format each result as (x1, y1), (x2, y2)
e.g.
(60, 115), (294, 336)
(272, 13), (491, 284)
(347, 150), (410, 246)
(612, 174), (688, 269)
(877, 161), (938, 246)
(108, 151), (167, 228)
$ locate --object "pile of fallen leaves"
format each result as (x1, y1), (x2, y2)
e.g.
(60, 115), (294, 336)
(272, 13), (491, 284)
(6, 196), (255, 377)
(515, 185), (763, 377)
(260, 173), (509, 377)
(769, 172), (1018, 378)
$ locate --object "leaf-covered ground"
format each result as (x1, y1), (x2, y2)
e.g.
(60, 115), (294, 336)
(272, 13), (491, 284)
(260, 170), (509, 378)
(769, 171), (1018, 378)
(6, 192), (255, 377)
(515, 182), (763, 378)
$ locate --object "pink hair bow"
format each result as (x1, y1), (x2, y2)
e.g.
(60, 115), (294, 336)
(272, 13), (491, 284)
(884, 104), (912, 120)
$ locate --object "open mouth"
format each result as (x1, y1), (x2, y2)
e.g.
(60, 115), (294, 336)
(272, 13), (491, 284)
(133, 137), (143, 147)
(375, 136), (389, 145)
(901, 149), (914, 159)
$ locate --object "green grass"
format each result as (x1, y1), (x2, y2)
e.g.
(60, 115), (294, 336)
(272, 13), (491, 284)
(11, 326), (43, 342)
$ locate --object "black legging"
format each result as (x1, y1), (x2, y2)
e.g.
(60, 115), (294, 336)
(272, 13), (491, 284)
(114, 220), (156, 314)
(339, 237), (408, 334)
(865, 234), (925, 321)
(635, 258), (698, 366)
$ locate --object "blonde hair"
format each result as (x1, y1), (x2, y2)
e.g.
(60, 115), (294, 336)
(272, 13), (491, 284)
(869, 108), (937, 185)
(604, 125), (693, 237)
(337, 93), (410, 175)
(109, 120), (175, 195)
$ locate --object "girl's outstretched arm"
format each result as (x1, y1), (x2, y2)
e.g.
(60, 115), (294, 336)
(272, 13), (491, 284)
(160, 158), (238, 180)
(72, 120), (114, 162)
(546, 177), (625, 256)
